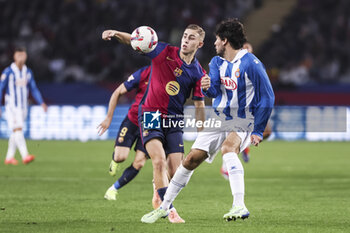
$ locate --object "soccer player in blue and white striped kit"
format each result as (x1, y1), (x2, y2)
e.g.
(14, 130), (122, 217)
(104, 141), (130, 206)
(0, 47), (47, 165)
(141, 18), (275, 223)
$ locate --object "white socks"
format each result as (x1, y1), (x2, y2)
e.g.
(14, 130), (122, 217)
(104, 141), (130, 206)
(14, 131), (29, 159)
(161, 164), (194, 210)
(5, 133), (16, 160)
(222, 152), (246, 208)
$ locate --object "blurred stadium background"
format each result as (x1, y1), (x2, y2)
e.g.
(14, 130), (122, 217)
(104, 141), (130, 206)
(1, 0), (350, 141)
(1, 1), (350, 232)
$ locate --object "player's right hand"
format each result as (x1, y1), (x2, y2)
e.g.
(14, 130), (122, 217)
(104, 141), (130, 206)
(201, 74), (211, 91)
(102, 30), (118, 41)
(97, 118), (112, 136)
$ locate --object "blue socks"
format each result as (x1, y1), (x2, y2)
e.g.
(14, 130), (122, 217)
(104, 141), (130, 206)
(157, 187), (173, 209)
(113, 164), (139, 190)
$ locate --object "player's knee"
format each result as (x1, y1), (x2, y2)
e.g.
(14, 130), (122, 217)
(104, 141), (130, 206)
(221, 143), (240, 155)
(183, 154), (200, 170)
(133, 157), (146, 170)
(114, 153), (128, 163)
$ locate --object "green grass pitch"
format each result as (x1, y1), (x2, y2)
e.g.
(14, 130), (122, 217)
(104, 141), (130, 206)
(0, 139), (350, 233)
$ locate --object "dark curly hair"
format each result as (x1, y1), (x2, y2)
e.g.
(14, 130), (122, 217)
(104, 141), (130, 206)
(215, 18), (247, 49)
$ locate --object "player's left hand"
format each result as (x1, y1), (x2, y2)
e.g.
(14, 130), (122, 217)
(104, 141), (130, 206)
(251, 134), (262, 146)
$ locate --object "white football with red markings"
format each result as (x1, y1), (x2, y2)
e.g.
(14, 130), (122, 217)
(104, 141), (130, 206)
(130, 26), (158, 53)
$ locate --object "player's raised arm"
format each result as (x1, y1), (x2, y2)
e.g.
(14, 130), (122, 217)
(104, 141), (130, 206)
(97, 84), (128, 136)
(102, 30), (131, 45)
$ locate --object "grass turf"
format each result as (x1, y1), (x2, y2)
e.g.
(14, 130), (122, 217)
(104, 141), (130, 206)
(0, 140), (350, 233)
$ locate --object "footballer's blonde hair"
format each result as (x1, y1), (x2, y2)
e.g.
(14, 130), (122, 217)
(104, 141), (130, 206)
(186, 24), (205, 41)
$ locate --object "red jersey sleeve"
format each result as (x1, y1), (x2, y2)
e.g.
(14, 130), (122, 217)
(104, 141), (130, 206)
(192, 68), (206, 100)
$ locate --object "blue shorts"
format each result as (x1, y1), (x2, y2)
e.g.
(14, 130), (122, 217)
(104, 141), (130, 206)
(115, 116), (147, 154)
(139, 117), (184, 155)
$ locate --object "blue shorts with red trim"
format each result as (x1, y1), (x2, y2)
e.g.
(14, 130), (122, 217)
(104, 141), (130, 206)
(139, 116), (184, 155)
(114, 116), (147, 154)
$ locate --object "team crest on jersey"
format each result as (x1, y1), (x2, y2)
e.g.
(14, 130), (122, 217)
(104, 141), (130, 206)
(235, 68), (240, 78)
(166, 81), (180, 96)
(221, 77), (237, 90)
(173, 67), (183, 77)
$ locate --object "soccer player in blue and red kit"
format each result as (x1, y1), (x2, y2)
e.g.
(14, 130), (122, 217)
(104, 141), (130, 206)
(97, 66), (153, 200)
(102, 24), (206, 223)
(141, 18), (274, 224)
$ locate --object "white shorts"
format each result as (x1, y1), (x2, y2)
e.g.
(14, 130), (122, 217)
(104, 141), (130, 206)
(191, 130), (251, 163)
(5, 106), (27, 130)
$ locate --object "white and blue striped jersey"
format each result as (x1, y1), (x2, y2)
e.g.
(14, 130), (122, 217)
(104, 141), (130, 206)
(203, 49), (275, 138)
(0, 63), (44, 112)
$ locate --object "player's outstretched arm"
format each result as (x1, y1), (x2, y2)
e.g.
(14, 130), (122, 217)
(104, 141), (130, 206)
(102, 30), (131, 45)
(97, 83), (128, 136)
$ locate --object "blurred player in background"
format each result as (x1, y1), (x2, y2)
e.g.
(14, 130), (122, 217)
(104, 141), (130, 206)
(102, 24), (206, 223)
(0, 47), (47, 165)
(141, 18), (274, 223)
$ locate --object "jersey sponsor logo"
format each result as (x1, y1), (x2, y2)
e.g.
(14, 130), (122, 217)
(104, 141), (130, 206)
(173, 67), (183, 77)
(221, 77), (237, 90)
(127, 75), (135, 82)
(165, 81), (180, 96)
(1, 74), (5, 81)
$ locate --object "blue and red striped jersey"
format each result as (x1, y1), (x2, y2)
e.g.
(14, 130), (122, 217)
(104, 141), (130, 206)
(123, 66), (151, 125)
(142, 42), (205, 118)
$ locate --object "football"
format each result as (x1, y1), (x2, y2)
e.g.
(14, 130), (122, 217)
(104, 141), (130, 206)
(130, 26), (158, 53)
